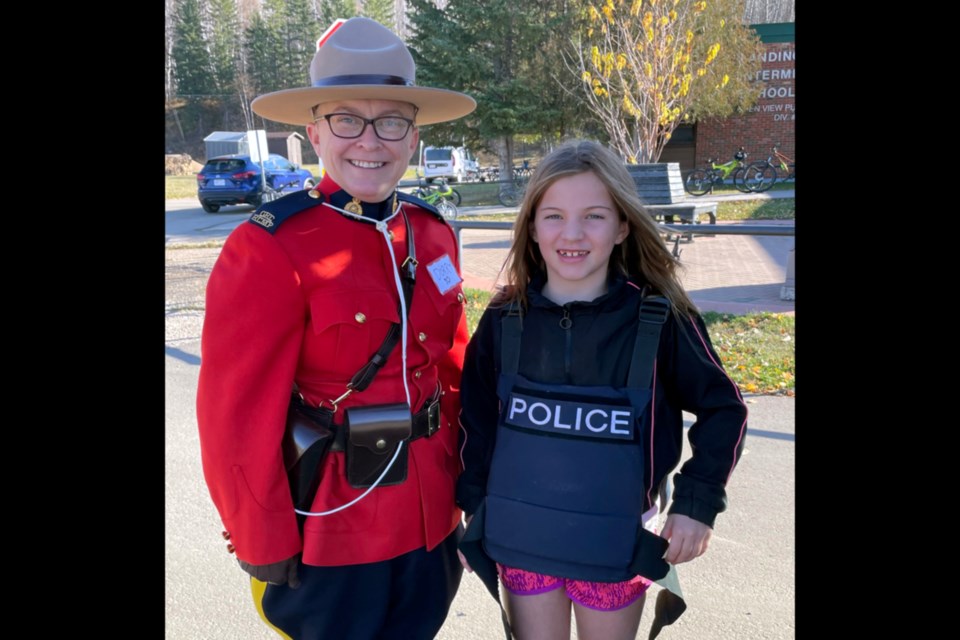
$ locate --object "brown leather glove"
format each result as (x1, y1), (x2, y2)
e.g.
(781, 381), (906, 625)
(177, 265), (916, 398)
(237, 554), (301, 589)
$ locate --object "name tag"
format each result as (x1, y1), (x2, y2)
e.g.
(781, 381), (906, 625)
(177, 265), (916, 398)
(426, 254), (462, 295)
(505, 392), (635, 441)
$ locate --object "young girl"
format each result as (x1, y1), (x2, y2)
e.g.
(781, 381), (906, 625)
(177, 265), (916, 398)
(456, 140), (748, 640)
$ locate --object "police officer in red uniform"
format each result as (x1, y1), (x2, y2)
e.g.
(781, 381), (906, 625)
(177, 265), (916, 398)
(196, 17), (477, 639)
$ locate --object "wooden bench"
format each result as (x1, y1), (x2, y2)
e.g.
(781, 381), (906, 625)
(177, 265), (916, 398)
(625, 163), (717, 248)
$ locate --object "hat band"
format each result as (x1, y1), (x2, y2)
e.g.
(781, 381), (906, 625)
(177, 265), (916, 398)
(312, 74), (414, 88)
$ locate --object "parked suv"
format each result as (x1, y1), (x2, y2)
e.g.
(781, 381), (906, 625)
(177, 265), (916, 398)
(422, 146), (478, 183)
(197, 154), (315, 212)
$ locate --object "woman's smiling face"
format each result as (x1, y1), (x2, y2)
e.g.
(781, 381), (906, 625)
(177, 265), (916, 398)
(306, 99), (419, 203)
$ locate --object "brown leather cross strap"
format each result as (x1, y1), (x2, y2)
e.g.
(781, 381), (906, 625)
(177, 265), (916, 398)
(297, 203), (416, 412)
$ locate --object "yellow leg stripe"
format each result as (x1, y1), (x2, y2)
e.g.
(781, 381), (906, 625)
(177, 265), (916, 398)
(250, 577), (294, 640)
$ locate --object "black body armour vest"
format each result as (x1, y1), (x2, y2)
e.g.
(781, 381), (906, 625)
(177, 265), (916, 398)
(459, 293), (689, 639)
(483, 296), (664, 582)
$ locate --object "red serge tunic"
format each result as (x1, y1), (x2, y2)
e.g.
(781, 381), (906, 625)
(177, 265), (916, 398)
(197, 174), (468, 567)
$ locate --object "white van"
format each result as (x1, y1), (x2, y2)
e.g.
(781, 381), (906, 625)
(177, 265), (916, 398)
(422, 146), (478, 183)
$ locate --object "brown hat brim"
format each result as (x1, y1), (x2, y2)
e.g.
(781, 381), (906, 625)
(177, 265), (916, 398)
(251, 85), (477, 126)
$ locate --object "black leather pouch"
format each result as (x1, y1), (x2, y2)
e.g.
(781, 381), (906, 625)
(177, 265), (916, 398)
(344, 403), (412, 488)
(282, 396), (335, 512)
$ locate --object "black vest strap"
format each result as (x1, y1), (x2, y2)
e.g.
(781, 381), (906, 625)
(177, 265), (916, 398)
(627, 295), (670, 388)
(500, 301), (522, 376)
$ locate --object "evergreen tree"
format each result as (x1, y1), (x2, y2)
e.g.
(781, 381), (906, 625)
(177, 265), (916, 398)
(171, 0), (215, 96)
(260, 0), (292, 91)
(318, 0), (360, 32)
(362, 0), (395, 28)
(208, 0), (240, 96)
(170, 0), (218, 154)
(245, 0), (317, 95)
(407, 0), (585, 173)
(278, 0), (321, 88)
(245, 11), (283, 95)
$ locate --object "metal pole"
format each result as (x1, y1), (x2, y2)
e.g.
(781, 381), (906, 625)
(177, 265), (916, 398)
(255, 122), (267, 200)
(454, 226), (463, 269)
(780, 245), (796, 300)
(448, 217), (793, 271)
(449, 220), (795, 237)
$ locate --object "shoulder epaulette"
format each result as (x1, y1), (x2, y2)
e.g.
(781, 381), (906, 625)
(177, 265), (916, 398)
(397, 191), (445, 223)
(247, 189), (325, 234)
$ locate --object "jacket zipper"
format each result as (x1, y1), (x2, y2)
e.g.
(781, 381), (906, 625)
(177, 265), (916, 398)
(560, 307), (572, 378)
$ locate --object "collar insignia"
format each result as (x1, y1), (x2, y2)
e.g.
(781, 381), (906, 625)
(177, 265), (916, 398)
(251, 211), (276, 228)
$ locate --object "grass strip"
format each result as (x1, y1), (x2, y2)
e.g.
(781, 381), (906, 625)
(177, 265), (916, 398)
(462, 288), (794, 396)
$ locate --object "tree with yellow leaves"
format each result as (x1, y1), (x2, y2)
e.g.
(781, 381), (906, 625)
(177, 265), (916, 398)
(570, 0), (764, 164)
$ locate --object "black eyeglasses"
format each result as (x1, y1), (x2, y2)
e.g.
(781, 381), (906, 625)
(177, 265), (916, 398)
(317, 113), (416, 141)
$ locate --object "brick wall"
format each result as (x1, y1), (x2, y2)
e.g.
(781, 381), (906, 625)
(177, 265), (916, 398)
(695, 41), (795, 169)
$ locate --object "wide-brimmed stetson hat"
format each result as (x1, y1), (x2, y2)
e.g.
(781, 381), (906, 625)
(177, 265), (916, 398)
(251, 17), (476, 126)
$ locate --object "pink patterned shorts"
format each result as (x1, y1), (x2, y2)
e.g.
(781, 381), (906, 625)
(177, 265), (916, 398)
(498, 565), (651, 611)
(496, 504), (660, 611)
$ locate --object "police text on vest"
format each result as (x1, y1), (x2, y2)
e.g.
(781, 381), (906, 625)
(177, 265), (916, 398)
(505, 392), (635, 440)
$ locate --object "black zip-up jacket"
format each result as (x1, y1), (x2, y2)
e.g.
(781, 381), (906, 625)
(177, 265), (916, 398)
(456, 273), (748, 528)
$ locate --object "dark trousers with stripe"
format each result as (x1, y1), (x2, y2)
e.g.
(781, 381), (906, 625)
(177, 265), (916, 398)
(256, 525), (464, 640)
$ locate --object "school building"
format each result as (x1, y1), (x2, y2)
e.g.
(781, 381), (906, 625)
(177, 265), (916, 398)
(661, 20), (795, 172)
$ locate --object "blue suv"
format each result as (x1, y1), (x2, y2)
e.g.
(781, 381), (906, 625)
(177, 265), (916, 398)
(197, 154), (316, 213)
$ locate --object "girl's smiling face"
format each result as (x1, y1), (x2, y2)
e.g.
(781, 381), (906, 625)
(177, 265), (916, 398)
(531, 171), (628, 305)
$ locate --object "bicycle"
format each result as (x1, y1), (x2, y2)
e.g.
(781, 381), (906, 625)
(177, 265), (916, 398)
(684, 147), (751, 196)
(513, 160), (534, 181)
(496, 165), (534, 207)
(416, 172), (461, 205)
(741, 144), (795, 193)
(414, 176), (459, 220)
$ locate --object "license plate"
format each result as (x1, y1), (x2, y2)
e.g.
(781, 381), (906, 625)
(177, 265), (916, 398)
(428, 164), (437, 168)
(213, 179), (226, 186)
